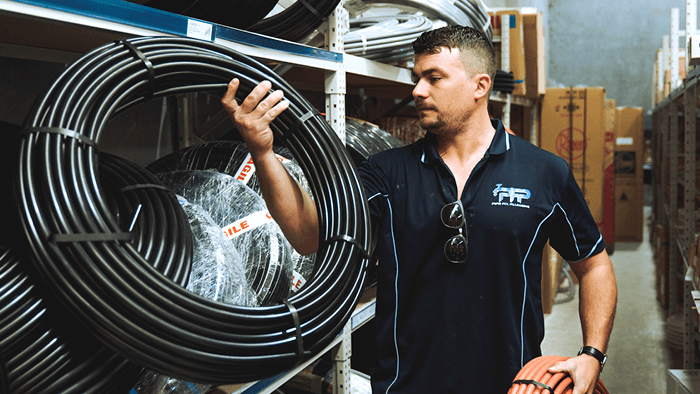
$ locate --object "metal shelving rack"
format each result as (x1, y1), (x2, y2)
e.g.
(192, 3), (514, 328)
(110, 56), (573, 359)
(0, 0), (537, 392)
(652, 1), (700, 370)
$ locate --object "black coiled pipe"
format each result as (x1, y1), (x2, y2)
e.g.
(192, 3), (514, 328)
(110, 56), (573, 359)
(493, 69), (515, 94)
(138, 0), (279, 30)
(0, 150), (191, 393)
(13, 36), (370, 384)
(0, 246), (145, 394)
(250, 0), (342, 43)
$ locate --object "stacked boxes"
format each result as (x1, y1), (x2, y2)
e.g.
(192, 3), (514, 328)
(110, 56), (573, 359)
(490, 9), (527, 96)
(614, 106), (644, 242)
(540, 87), (607, 236)
(652, 49), (686, 106)
(522, 11), (546, 99)
(490, 9), (546, 99)
(603, 99), (616, 253)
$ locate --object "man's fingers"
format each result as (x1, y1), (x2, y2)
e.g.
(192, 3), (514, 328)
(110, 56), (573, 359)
(547, 360), (569, 373)
(221, 78), (241, 114)
(263, 92), (289, 120)
(240, 80), (272, 113)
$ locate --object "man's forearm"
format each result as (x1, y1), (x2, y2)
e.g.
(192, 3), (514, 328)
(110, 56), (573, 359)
(575, 251), (617, 352)
(252, 150), (319, 256)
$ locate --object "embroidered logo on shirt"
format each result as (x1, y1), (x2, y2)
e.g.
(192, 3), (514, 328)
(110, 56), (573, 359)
(492, 183), (531, 208)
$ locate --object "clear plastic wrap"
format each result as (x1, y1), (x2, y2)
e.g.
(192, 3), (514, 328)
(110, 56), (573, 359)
(132, 196), (260, 394)
(147, 141), (316, 294)
(179, 195), (258, 307)
(133, 372), (212, 394)
(158, 170), (293, 306)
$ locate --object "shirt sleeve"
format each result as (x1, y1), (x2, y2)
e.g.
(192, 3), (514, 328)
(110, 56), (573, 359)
(547, 167), (606, 263)
(356, 157), (390, 220)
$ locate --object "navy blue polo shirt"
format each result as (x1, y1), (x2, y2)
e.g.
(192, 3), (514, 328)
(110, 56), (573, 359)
(357, 119), (604, 394)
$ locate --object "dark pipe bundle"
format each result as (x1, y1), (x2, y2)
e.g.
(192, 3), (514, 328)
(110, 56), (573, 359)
(249, 0), (342, 43)
(0, 150), (193, 393)
(138, 0), (279, 30)
(493, 70), (515, 94)
(13, 36), (370, 384)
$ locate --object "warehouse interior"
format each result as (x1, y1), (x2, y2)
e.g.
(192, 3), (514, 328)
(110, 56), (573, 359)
(0, 0), (697, 393)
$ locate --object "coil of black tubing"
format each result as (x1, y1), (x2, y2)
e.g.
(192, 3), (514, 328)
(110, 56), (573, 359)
(0, 150), (193, 393)
(13, 36), (370, 384)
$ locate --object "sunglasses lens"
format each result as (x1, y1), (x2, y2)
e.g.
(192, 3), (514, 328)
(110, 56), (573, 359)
(441, 202), (464, 228)
(445, 234), (467, 263)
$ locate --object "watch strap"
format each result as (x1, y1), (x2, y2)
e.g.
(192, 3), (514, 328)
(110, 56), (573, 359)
(578, 346), (607, 371)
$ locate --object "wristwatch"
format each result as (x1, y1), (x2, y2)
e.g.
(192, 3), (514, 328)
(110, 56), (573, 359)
(578, 346), (607, 372)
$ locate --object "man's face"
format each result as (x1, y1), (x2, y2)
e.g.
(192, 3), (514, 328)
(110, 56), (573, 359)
(412, 47), (477, 135)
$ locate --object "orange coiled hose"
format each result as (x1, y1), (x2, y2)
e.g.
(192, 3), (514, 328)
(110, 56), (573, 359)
(508, 355), (610, 394)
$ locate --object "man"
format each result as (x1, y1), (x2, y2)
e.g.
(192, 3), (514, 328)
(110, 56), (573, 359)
(222, 25), (617, 394)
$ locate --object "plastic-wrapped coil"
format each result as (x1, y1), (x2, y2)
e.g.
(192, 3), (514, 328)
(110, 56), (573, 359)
(0, 150), (192, 394)
(136, 0), (279, 30)
(250, 0), (342, 43)
(455, 0), (492, 43)
(508, 355), (610, 394)
(344, 14), (433, 64)
(345, 0), (492, 43)
(146, 141), (317, 295)
(156, 170), (293, 306)
(13, 36), (370, 384)
(178, 195), (259, 308)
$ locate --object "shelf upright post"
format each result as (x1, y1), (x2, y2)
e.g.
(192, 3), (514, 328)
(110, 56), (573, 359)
(657, 50), (665, 107)
(670, 96), (680, 315)
(500, 14), (511, 129)
(684, 77), (697, 368)
(673, 8), (681, 90)
(324, 3), (351, 393)
(324, 0), (348, 144)
(661, 102), (669, 238)
(331, 321), (353, 394)
(687, 0), (697, 72)
(176, 94), (197, 149)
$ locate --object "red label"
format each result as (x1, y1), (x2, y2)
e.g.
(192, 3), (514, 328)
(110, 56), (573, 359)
(555, 128), (589, 161)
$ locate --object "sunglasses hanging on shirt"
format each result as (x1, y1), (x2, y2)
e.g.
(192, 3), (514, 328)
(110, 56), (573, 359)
(440, 200), (468, 264)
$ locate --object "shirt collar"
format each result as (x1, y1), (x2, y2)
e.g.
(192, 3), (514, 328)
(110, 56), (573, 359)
(419, 118), (511, 164)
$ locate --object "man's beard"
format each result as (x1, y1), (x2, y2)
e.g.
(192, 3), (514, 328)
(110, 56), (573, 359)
(419, 113), (461, 136)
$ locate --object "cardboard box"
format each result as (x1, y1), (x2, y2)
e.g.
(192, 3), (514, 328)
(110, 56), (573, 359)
(490, 10), (527, 96)
(614, 106), (644, 242)
(603, 99), (616, 253)
(540, 87), (606, 235)
(522, 12), (546, 99)
(654, 49), (687, 105)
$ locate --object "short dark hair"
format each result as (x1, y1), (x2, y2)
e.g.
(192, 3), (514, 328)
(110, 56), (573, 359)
(412, 25), (496, 84)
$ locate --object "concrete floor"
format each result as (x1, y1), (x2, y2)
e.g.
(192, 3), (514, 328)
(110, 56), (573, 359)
(541, 206), (678, 392)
